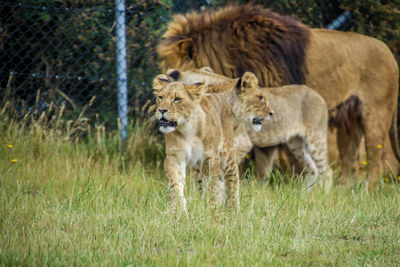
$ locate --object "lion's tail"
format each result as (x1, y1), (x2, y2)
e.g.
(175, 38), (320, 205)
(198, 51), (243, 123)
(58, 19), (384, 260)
(389, 97), (400, 163)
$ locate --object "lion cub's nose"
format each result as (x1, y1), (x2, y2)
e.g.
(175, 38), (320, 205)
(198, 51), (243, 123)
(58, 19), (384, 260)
(159, 108), (168, 114)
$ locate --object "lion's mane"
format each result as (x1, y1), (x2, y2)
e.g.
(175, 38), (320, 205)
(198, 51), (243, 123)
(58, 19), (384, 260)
(158, 4), (310, 87)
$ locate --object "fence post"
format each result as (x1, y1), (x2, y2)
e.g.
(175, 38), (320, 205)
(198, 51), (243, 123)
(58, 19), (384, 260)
(326, 10), (352, 30)
(115, 0), (128, 140)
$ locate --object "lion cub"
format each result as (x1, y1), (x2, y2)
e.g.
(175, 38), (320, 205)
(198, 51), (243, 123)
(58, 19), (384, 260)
(238, 72), (332, 189)
(153, 74), (239, 211)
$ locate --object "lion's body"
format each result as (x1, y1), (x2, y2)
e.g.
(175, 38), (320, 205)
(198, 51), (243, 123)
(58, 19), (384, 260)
(152, 76), (239, 211)
(305, 29), (399, 185)
(158, 5), (400, 187)
(239, 73), (331, 188)
(167, 68), (254, 163)
(167, 69), (331, 188)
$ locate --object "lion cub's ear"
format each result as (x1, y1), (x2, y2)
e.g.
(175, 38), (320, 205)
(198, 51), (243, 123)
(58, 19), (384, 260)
(166, 69), (180, 81)
(186, 82), (206, 100)
(153, 74), (171, 94)
(236, 72), (259, 94)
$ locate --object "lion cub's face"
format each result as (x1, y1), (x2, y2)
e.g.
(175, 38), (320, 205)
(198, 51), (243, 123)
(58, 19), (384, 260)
(153, 74), (205, 133)
(238, 72), (274, 132)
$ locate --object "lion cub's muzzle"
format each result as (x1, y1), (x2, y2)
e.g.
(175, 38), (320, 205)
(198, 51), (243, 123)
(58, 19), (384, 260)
(159, 117), (177, 128)
(158, 111), (178, 133)
(251, 117), (264, 132)
(252, 117), (264, 126)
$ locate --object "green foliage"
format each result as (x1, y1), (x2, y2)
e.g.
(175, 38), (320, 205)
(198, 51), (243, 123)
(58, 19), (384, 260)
(340, 0), (400, 62)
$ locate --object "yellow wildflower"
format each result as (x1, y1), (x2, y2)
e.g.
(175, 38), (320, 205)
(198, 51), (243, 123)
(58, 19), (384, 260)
(361, 161), (367, 166)
(384, 177), (389, 182)
(11, 159), (17, 163)
(398, 176), (400, 181)
(245, 154), (251, 160)
(377, 144), (382, 149)
(7, 145), (12, 148)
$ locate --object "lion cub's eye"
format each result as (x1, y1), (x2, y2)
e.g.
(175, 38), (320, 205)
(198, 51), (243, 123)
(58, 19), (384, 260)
(157, 96), (163, 100)
(174, 97), (182, 103)
(259, 95), (264, 103)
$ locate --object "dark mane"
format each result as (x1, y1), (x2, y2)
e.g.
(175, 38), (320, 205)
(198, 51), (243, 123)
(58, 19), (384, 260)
(158, 4), (310, 86)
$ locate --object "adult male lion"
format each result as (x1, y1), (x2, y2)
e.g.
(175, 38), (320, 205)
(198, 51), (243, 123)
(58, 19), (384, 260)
(157, 4), (400, 188)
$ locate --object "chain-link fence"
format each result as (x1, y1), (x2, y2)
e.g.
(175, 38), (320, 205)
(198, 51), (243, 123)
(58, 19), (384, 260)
(1, 0), (398, 137)
(0, 0), (174, 132)
(2, 1), (113, 124)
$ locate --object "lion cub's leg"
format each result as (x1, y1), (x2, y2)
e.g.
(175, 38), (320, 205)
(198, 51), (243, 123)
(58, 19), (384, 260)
(190, 165), (203, 193)
(286, 136), (319, 190)
(306, 134), (333, 191)
(164, 155), (187, 212)
(202, 155), (222, 208)
(221, 148), (240, 209)
(193, 163), (223, 202)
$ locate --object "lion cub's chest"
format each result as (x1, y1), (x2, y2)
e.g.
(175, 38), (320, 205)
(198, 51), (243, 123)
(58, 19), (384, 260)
(183, 136), (204, 166)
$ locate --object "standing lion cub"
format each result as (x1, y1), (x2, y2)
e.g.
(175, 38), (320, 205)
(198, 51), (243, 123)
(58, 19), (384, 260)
(153, 74), (240, 211)
(238, 72), (332, 189)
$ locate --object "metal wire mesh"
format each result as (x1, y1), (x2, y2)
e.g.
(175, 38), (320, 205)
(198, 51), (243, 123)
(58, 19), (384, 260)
(0, 0), (172, 129)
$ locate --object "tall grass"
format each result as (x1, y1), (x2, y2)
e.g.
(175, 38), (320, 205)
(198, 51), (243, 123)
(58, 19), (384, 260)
(0, 104), (399, 266)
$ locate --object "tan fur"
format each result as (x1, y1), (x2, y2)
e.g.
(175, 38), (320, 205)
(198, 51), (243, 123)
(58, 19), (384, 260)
(167, 68), (331, 189)
(166, 68), (260, 163)
(158, 5), (400, 188)
(239, 72), (331, 189)
(152, 75), (239, 211)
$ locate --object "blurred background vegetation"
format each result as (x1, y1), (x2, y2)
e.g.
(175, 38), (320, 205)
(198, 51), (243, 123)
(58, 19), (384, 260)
(0, 0), (399, 135)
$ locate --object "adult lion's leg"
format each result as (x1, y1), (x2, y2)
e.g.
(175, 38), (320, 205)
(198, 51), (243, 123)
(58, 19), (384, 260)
(336, 124), (363, 185)
(362, 116), (386, 189)
(254, 146), (277, 181)
(327, 126), (339, 167)
(333, 95), (363, 185)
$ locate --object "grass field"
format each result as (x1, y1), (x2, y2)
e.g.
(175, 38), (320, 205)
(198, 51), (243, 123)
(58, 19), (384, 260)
(1, 112), (400, 266)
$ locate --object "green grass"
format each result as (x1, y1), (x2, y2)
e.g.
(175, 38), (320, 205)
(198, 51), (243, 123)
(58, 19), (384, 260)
(0, 113), (400, 266)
